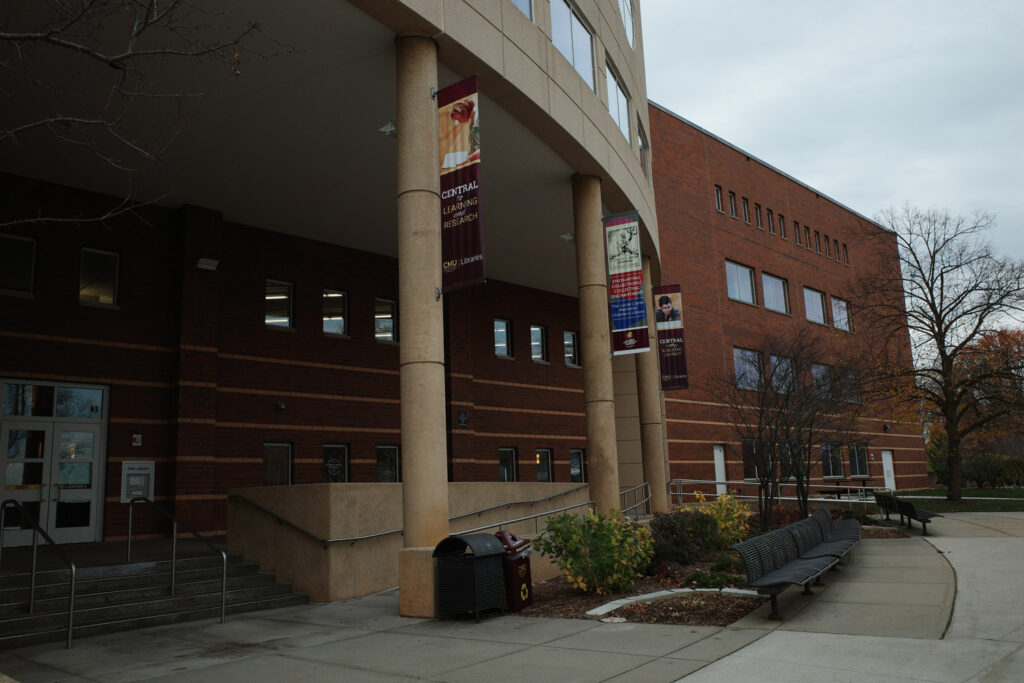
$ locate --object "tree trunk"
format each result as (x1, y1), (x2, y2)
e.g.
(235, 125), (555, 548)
(947, 442), (963, 501)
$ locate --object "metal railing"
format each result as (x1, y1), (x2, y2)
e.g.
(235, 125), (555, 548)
(0, 500), (77, 649)
(668, 478), (879, 513)
(620, 482), (652, 518)
(127, 497), (227, 624)
(453, 500), (594, 535)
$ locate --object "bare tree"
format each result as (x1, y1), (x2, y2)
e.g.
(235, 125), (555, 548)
(1, 0), (289, 226)
(856, 205), (1024, 501)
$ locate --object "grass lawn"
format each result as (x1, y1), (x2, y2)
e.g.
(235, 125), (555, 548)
(888, 487), (1024, 513)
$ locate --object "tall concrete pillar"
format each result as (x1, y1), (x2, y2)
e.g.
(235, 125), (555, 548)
(572, 175), (621, 513)
(395, 35), (449, 618)
(636, 256), (670, 513)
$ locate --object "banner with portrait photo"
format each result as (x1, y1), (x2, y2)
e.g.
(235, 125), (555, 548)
(652, 284), (689, 390)
(604, 211), (649, 355)
(438, 75), (485, 292)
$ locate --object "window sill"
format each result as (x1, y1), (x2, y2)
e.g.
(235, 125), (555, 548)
(375, 339), (400, 346)
(823, 476), (845, 480)
(727, 296), (759, 308)
(766, 308), (792, 317)
(324, 332), (351, 340)
(532, 359), (550, 365)
(495, 354), (515, 361)
(266, 324), (296, 332)
(80, 301), (119, 310)
(565, 363), (582, 370)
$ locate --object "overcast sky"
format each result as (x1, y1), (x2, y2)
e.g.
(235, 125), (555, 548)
(640, 1), (1024, 260)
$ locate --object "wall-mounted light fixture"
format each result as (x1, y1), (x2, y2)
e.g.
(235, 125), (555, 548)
(196, 257), (219, 271)
(275, 401), (287, 411)
(559, 233), (575, 243)
(378, 121), (397, 138)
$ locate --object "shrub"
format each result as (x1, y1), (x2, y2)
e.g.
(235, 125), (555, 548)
(649, 509), (719, 567)
(709, 555), (746, 574)
(678, 493), (751, 548)
(964, 452), (1008, 488)
(681, 571), (740, 589)
(534, 509), (654, 595)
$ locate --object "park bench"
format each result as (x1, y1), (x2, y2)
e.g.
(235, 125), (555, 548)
(730, 505), (859, 619)
(873, 492), (900, 522)
(895, 499), (943, 536)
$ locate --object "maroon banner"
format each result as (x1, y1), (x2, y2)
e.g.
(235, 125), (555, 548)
(438, 76), (485, 292)
(653, 284), (688, 390)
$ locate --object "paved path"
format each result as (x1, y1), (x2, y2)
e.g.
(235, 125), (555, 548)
(0, 512), (1021, 682)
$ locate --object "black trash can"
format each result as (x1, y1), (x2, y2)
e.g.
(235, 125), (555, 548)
(433, 533), (505, 620)
(495, 531), (533, 612)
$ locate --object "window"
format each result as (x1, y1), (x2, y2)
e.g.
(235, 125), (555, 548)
(742, 439), (760, 480)
(495, 319), (513, 357)
(3, 384), (55, 416)
(849, 444), (869, 478)
(535, 448), (553, 482)
(265, 279), (292, 327)
(823, 234), (831, 258)
(755, 204), (763, 229)
(793, 221), (800, 244)
(725, 261), (756, 305)
(498, 447), (518, 482)
(840, 369), (860, 404)
(779, 215), (787, 240)
(510, 0), (532, 19)
(569, 448), (586, 483)
(606, 62), (630, 141)
(832, 297), (851, 332)
(551, 0), (594, 88)
(842, 243), (849, 265)
(834, 239), (841, 262)
(741, 197), (750, 223)
(821, 443), (843, 478)
(766, 209), (774, 234)
(0, 235), (35, 295)
(323, 444), (350, 482)
(762, 273), (789, 314)
(714, 185), (724, 212)
(812, 363), (832, 398)
(322, 290), (348, 335)
(376, 445), (401, 482)
(374, 298), (397, 342)
(618, 0), (634, 46)
(262, 443), (292, 486)
(728, 192), (737, 218)
(637, 121), (649, 178)
(814, 231), (822, 254)
(530, 324), (547, 361)
(733, 347), (761, 390)
(80, 248), (118, 306)
(770, 355), (794, 393)
(803, 287), (827, 324)
(563, 330), (580, 366)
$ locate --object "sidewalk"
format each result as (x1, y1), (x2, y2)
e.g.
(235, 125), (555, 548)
(0, 512), (1021, 682)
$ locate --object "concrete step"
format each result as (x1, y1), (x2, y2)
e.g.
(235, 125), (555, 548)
(0, 553), (247, 589)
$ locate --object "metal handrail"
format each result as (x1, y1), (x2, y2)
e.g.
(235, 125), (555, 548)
(453, 500), (595, 535)
(448, 484), (590, 522)
(620, 482), (652, 518)
(127, 497), (227, 624)
(667, 478), (878, 513)
(0, 499), (77, 649)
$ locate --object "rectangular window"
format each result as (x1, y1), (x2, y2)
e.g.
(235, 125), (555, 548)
(563, 330), (580, 366)
(728, 192), (737, 218)
(849, 444), (869, 477)
(842, 243), (849, 265)
(376, 445), (401, 482)
(814, 231), (822, 254)
(80, 248), (118, 306)
(551, 0), (594, 88)
(322, 290), (348, 336)
(510, 0), (532, 19)
(3, 384), (55, 417)
(823, 234), (831, 258)
(498, 447), (518, 482)
(262, 443), (292, 486)
(530, 324), (548, 361)
(803, 287), (827, 325)
(637, 121), (649, 178)
(606, 61), (630, 141)
(569, 448), (586, 482)
(762, 273), (789, 314)
(0, 235), (35, 295)
(840, 369), (860, 404)
(812, 363), (832, 398)
(494, 319), (513, 357)
(322, 444), (350, 482)
(834, 239), (841, 262)
(793, 221), (801, 244)
(779, 215), (787, 240)
(618, 0), (634, 46)
(766, 209), (774, 234)
(733, 347), (761, 390)
(741, 197), (750, 223)
(535, 448), (553, 482)
(714, 185), (724, 212)
(755, 204), (763, 229)
(742, 439), (760, 480)
(374, 298), (398, 342)
(725, 261), (756, 305)
(821, 443), (843, 478)
(770, 355), (794, 393)
(804, 226), (811, 248)
(832, 297), (852, 332)
(265, 279), (292, 328)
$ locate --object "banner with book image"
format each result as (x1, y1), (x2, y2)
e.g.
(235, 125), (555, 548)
(604, 212), (649, 355)
(652, 284), (689, 390)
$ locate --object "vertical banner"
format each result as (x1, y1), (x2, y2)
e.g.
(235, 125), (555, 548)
(604, 211), (649, 355)
(652, 284), (689, 389)
(438, 75), (485, 292)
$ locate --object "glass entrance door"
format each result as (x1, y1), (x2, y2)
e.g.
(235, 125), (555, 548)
(1, 422), (51, 546)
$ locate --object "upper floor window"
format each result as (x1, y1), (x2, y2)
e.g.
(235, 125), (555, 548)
(80, 248), (118, 306)
(728, 192), (737, 218)
(741, 197), (750, 223)
(618, 0), (634, 46)
(793, 221), (801, 244)
(323, 444), (350, 482)
(849, 444), (869, 477)
(530, 324), (548, 361)
(755, 204), (763, 229)
(606, 62), (630, 141)
(264, 279), (292, 327)
(823, 234), (831, 258)
(495, 319), (513, 357)
(803, 287), (827, 325)
(840, 370), (860, 404)
(563, 330), (580, 366)
(637, 121), (649, 178)
(0, 235), (35, 295)
(714, 185), (724, 212)
(834, 239), (841, 262)
(812, 363), (832, 398)
(842, 243), (849, 265)
(832, 297), (852, 332)
(780, 215), (787, 240)
(552, 0), (594, 88)
(821, 442), (843, 478)
(766, 209), (775, 234)
(725, 261), (756, 305)
(535, 448), (554, 482)
(569, 448), (586, 482)
(498, 447), (518, 482)
(733, 347), (761, 390)
(762, 273), (789, 314)
(770, 355), (794, 393)
(376, 445), (401, 482)
(814, 231), (822, 253)
(804, 226), (811, 249)
(509, 0), (532, 20)
(374, 298), (398, 342)
(322, 290), (348, 336)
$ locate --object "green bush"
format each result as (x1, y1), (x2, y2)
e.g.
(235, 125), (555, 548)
(709, 555), (746, 574)
(964, 452), (1009, 488)
(678, 493), (751, 547)
(650, 509), (719, 567)
(534, 509), (654, 595)
(681, 571), (740, 589)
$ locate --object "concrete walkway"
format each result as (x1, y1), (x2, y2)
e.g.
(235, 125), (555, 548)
(0, 512), (1021, 682)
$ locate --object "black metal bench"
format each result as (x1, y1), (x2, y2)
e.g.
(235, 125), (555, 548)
(895, 499), (943, 535)
(873, 492), (900, 522)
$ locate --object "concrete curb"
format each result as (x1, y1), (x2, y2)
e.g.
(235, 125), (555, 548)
(586, 586), (760, 618)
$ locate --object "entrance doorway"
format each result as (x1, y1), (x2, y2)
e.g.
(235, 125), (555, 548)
(881, 450), (896, 491)
(1, 382), (106, 547)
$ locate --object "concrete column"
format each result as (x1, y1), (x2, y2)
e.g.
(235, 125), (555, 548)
(395, 35), (448, 618)
(636, 256), (670, 513)
(572, 174), (620, 513)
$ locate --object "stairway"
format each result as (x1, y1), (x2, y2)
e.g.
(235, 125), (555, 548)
(0, 553), (308, 649)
